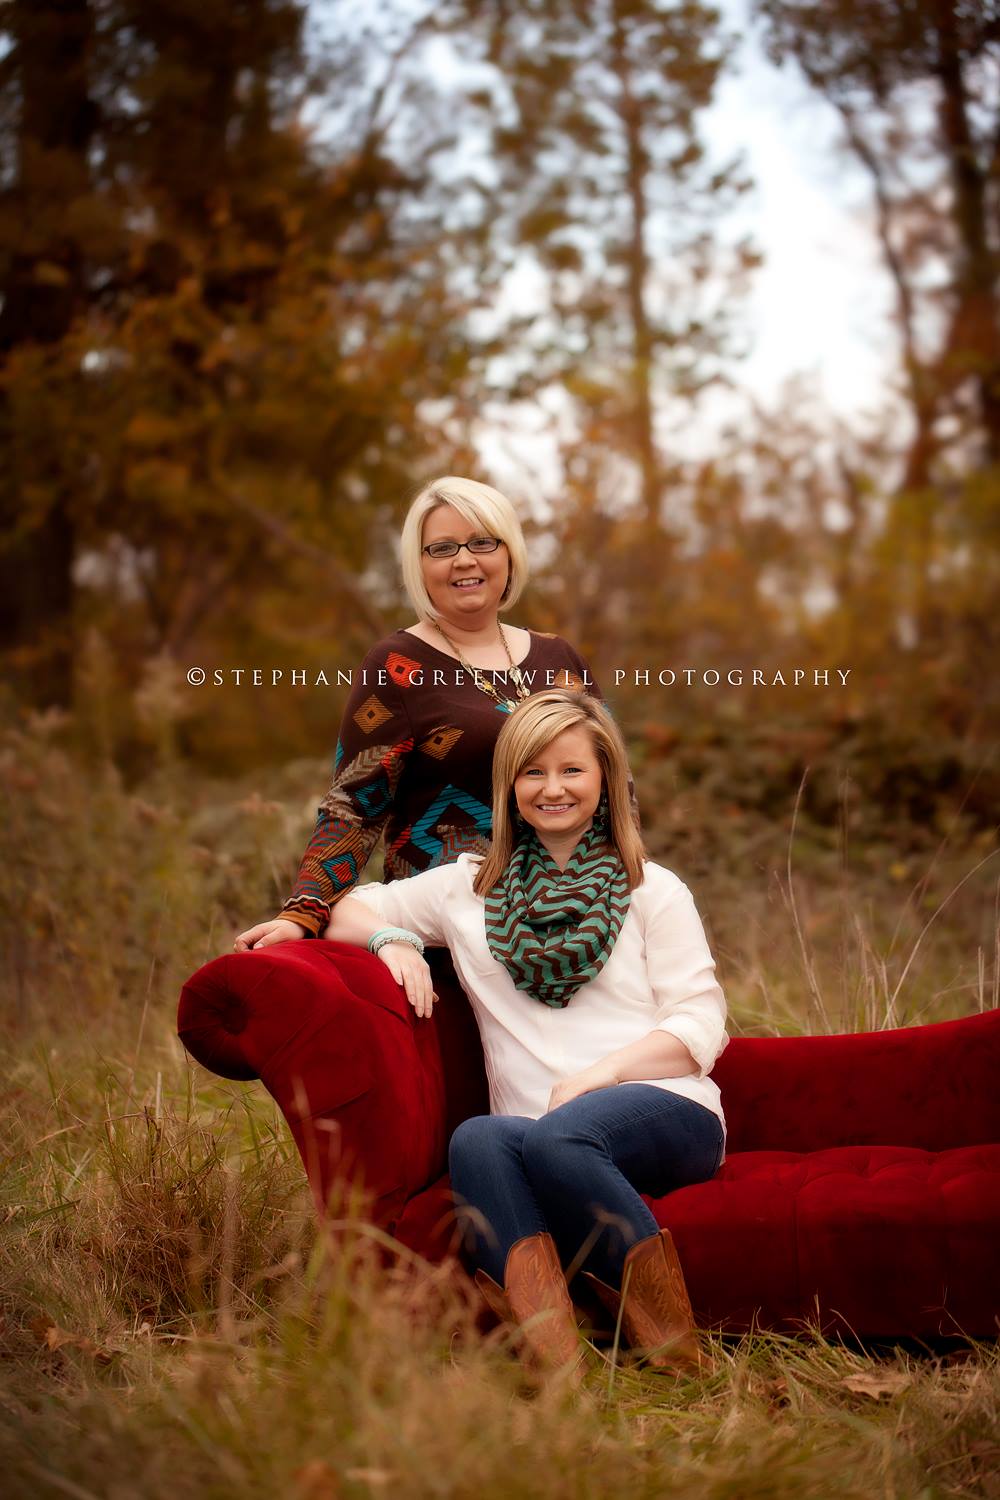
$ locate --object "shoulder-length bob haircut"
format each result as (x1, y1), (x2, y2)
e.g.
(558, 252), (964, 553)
(400, 476), (529, 621)
(473, 689), (646, 897)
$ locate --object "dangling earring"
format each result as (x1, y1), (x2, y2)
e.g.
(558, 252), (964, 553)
(593, 792), (610, 836)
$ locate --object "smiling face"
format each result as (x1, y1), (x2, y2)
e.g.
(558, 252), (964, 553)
(513, 726), (604, 847)
(420, 504), (510, 626)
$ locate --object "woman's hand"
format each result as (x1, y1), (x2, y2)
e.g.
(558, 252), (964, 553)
(234, 918), (306, 952)
(547, 1060), (619, 1113)
(377, 942), (438, 1019)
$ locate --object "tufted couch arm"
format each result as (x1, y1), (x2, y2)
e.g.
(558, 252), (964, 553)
(178, 940), (451, 1224)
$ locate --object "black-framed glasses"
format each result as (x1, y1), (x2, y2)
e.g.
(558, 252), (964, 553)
(421, 536), (504, 560)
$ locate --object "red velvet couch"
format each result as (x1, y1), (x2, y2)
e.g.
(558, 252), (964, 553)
(178, 941), (1000, 1340)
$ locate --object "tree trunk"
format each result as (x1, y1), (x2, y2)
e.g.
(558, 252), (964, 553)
(933, 0), (1000, 460)
(610, 2), (661, 531)
(0, 0), (95, 705)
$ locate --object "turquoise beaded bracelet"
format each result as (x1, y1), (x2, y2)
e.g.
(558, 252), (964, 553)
(368, 926), (425, 958)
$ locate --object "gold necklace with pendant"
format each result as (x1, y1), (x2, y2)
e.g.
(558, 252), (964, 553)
(430, 621), (531, 713)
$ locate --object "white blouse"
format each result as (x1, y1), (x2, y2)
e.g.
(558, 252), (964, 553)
(349, 855), (728, 1136)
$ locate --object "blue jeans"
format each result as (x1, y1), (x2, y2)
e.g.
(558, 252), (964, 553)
(448, 1085), (724, 1288)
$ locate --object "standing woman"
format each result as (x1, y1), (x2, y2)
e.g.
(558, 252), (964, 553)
(234, 477), (601, 1124)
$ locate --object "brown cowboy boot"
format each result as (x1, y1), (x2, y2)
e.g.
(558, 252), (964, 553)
(582, 1227), (714, 1374)
(475, 1232), (584, 1378)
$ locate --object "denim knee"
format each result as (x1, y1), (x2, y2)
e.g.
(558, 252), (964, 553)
(448, 1114), (498, 1176)
(520, 1112), (596, 1188)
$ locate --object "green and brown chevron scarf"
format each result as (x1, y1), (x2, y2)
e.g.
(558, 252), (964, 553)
(484, 821), (632, 1007)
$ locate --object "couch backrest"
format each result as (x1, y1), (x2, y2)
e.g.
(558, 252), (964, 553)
(712, 1009), (1000, 1153)
(179, 947), (999, 1161)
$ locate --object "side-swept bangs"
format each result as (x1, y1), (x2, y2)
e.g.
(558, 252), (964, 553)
(400, 476), (529, 619)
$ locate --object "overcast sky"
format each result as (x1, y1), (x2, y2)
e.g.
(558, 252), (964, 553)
(705, 0), (897, 423)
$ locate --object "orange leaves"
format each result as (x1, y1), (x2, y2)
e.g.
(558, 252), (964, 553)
(30, 1315), (116, 1366)
(124, 411), (184, 450)
(293, 1460), (341, 1500)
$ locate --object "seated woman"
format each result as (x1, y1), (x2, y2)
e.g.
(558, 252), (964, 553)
(324, 689), (728, 1378)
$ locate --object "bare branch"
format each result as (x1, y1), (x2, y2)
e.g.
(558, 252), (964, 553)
(833, 98), (942, 490)
(357, 7), (440, 158)
(220, 486), (387, 641)
(836, 103), (919, 389)
(163, 555), (240, 655)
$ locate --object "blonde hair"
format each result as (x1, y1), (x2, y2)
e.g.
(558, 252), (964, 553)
(473, 690), (646, 896)
(400, 476), (529, 621)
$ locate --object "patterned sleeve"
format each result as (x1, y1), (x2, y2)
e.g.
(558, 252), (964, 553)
(277, 647), (415, 934)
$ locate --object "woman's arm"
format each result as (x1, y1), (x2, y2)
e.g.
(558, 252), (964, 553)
(547, 1030), (696, 1111)
(322, 864), (464, 1017)
(643, 875), (728, 1077)
(324, 892), (389, 948)
(330, 862), (457, 949)
(236, 646), (413, 948)
(280, 654), (414, 931)
(324, 892), (438, 1019)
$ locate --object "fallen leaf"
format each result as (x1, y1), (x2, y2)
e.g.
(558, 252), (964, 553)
(30, 1315), (68, 1351)
(765, 1375), (789, 1411)
(30, 1315), (115, 1365)
(132, 798), (165, 825)
(293, 1459), (340, 1500)
(841, 1371), (911, 1399)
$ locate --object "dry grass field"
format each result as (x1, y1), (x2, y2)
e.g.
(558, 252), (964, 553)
(2, 716), (998, 1499)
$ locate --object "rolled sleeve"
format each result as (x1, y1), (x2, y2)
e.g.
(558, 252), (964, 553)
(348, 864), (460, 949)
(655, 1012), (729, 1079)
(644, 877), (729, 1079)
(347, 883), (388, 921)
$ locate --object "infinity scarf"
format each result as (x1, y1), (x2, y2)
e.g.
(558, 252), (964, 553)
(484, 821), (631, 1008)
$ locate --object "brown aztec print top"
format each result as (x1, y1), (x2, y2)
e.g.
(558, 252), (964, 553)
(279, 628), (602, 934)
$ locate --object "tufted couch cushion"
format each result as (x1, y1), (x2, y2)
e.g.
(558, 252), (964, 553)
(660, 1144), (1000, 1337)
